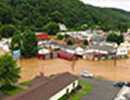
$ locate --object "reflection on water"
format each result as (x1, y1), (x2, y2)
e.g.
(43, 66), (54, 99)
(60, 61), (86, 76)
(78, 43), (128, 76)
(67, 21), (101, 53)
(19, 58), (130, 82)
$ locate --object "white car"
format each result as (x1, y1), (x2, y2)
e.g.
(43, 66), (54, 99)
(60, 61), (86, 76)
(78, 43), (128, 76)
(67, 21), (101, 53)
(80, 70), (94, 78)
(114, 95), (126, 100)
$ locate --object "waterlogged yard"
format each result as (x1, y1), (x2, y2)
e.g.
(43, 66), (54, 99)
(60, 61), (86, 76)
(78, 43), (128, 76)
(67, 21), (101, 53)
(59, 80), (92, 100)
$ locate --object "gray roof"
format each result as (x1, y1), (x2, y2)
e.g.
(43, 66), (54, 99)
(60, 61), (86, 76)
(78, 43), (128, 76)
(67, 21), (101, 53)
(89, 44), (116, 53)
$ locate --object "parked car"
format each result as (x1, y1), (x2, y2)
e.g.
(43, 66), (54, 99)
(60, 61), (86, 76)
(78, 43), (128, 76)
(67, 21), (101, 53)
(80, 70), (94, 78)
(113, 81), (128, 88)
(114, 95), (126, 100)
(126, 82), (130, 87)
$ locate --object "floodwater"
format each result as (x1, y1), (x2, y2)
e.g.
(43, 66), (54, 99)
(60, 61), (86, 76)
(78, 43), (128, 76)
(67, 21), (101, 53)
(19, 57), (130, 82)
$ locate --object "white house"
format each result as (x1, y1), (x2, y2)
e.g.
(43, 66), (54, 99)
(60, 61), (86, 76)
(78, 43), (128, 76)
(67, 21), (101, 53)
(116, 47), (128, 56)
(75, 47), (84, 56)
(8, 72), (79, 100)
(120, 41), (130, 51)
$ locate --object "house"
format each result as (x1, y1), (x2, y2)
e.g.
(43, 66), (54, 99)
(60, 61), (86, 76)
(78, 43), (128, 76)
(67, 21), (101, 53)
(83, 44), (117, 60)
(58, 50), (76, 61)
(75, 47), (84, 57)
(58, 23), (67, 31)
(7, 72), (79, 100)
(116, 47), (128, 57)
(36, 32), (49, 40)
(37, 48), (51, 59)
(120, 41), (130, 51)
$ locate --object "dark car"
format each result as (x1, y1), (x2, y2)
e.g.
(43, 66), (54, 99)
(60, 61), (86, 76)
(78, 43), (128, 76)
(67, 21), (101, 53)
(113, 81), (128, 88)
(126, 82), (130, 87)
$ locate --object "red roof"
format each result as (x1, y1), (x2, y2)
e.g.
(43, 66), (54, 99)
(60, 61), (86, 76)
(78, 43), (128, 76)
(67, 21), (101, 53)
(36, 32), (49, 40)
(58, 51), (75, 61)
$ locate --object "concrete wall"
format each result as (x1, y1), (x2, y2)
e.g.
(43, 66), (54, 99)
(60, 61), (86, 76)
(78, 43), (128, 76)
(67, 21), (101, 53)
(49, 80), (79, 100)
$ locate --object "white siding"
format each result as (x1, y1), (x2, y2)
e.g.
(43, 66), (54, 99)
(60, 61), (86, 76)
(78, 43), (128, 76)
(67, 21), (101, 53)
(116, 47), (128, 56)
(49, 80), (79, 100)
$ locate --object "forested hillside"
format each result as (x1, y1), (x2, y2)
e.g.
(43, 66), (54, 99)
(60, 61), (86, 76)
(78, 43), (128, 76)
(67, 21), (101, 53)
(0, 0), (130, 37)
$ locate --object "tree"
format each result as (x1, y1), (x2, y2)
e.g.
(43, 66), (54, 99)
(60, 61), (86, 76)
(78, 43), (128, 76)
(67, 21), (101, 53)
(21, 31), (38, 57)
(44, 21), (59, 35)
(117, 23), (128, 32)
(106, 32), (124, 45)
(57, 34), (64, 40)
(0, 24), (17, 38)
(118, 34), (124, 45)
(11, 33), (21, 50)
(80, 24), (88, 30)
(0, 54), (20, 87)
(50, 11), (63, 23)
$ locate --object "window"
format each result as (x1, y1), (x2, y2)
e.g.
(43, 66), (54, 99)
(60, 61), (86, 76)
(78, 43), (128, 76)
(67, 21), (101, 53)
(66, 88), (69, 94)
(73, 82), (75, 88)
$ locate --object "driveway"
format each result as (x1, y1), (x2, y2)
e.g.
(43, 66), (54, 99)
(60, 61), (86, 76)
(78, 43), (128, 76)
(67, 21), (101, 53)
(82, 78), (120, 100)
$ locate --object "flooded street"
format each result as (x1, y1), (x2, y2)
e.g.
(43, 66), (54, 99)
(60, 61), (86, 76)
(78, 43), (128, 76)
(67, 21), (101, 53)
(19, 58), (130, 82)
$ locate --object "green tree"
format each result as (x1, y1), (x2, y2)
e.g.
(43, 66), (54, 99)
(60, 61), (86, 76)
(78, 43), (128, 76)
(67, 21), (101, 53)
(21, 31), (38, 57)
(106, 32), (124, 45)
(80, 24), (88, 30)
(44, 21), (59, 35)
(0, 24), (17, 38)
(57, 34), (64, 40)
(11, 33), (21, 50)
(0, 54), (20, 87)
(50, 11), (63, 23)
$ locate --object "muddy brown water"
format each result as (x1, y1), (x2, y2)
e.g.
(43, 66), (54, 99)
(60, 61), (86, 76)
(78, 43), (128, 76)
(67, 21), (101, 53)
(19, 58), (130, 82)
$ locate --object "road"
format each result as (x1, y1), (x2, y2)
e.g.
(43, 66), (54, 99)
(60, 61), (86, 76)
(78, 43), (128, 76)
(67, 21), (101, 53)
(82, 78), (120, 100)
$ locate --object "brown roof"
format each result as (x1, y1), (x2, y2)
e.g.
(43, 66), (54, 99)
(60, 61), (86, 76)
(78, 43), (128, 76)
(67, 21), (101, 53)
(7, 72), (78, 100)
(28, 73), (49, 88)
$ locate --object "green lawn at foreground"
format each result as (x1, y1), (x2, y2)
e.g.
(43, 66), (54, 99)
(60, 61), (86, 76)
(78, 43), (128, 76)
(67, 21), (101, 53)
(0, 85), (25, 96)
(0, 80), (32, 96)
(20, 80), (32, 86)
(59, 80), (93, 100)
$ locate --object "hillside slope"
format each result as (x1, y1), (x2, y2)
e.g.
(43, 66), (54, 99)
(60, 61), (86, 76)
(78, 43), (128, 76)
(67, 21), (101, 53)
(0, 0), (130, 33)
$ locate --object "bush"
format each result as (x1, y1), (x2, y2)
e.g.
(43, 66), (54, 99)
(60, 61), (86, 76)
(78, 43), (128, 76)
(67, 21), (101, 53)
(57, 34), (64, 40)
(0, 25), (17, 38)
(44, 21), (59, 35)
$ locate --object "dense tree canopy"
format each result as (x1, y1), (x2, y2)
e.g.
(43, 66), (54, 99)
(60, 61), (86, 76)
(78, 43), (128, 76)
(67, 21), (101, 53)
(0, 54), (20, 87)
(11, 31), (38, 58)
(0, 24), (17, 38)
(21, 32), (38, 57)
(0, 0), (130, 36)
(44, 21), (59, 35)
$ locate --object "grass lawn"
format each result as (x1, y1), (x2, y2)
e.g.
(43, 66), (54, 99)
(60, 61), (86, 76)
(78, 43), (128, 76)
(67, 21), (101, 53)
(0, 85), (25, 96)
(20, 80), (32, 86)
(0, 80), (32, 96)
(59, 80), (93, 100)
